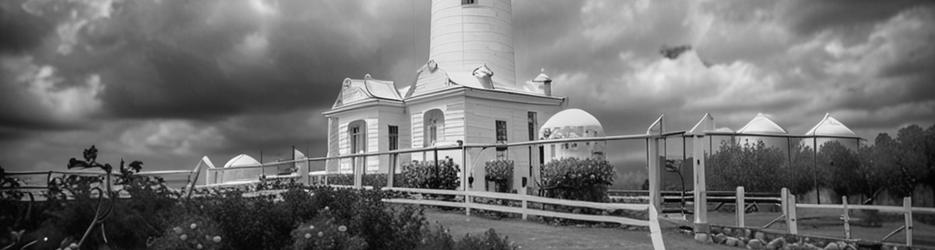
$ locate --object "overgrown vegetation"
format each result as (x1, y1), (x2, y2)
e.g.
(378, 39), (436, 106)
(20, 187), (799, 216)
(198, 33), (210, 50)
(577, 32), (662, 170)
(0, 147), (515, 250)
(707, 123), (935, 206)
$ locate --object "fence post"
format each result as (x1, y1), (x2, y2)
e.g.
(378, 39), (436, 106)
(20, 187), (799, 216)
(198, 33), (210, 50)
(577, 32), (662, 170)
(842, 195), (850, 239)
(647, 137), (662, 213)
(736, 186), (745, 228)
(692, 134), (708, 234)
(387, 153), (396, 188)
(353, 156), (363, 189)
(904, 197), (913, 247)
(787, 195), (798, 234)
(465, 193), (471, 216)
(521, 186), (528, 220)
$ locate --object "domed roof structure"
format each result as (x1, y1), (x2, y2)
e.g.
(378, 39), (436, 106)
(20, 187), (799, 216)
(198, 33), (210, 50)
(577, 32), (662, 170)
(224, 154), (260, 168)
(539, 108), (604, 139)
(737, 113), (787, 134)
(805, 113), (856, 137)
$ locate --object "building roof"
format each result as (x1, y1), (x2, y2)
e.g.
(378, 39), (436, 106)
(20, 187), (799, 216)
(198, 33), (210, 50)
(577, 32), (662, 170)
(223, 154), (260, 168)
(404, 61), (552, 99)
(540, 108), (605, 139)
(332, 74), (401, 108)
(805, 113), (856, 137)
(737, 113), (787, 134)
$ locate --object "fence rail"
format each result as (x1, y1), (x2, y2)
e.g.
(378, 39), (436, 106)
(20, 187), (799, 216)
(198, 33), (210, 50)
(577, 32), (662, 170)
(381, 186), (665, 249)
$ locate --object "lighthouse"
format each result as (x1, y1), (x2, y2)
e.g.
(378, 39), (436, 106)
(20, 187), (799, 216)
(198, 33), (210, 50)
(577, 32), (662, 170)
(429, 0), (516, 89)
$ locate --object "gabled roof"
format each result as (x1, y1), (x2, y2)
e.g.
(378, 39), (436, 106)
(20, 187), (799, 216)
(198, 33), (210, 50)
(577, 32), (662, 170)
(805, 113), (856, 137)
(403, 60), (551, 99)
(737, 113), (787, 134)
(332, 74), (401, 108)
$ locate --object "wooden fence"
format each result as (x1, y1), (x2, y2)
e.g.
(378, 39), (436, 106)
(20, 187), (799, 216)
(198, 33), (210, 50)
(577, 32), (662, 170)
(381, 186), (666, 250)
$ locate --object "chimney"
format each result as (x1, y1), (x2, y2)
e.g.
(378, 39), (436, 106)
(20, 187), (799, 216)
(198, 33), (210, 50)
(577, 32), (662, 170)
(532, 68), (552, 96)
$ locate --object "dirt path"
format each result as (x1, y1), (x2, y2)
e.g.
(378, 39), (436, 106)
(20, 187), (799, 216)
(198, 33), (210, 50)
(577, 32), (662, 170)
(423, 208), (730, 250)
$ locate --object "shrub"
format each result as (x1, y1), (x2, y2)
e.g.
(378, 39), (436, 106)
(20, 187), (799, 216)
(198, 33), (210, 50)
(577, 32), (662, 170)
(416, 226), (517, 250)
(484, 160), (513, 192)
(401, 158), (461, 190)
(539, 158), (614, 202)
(150, 215), (226, 250)
(291, 210), (366, 250)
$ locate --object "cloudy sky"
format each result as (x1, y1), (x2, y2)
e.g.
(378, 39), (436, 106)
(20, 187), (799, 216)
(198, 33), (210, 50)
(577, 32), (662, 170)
(1, 0), (934, 172)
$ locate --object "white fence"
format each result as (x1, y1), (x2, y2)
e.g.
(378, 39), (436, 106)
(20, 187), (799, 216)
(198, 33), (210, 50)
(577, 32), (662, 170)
(719, 186), (935, 248)
(381, 186), (665, 250)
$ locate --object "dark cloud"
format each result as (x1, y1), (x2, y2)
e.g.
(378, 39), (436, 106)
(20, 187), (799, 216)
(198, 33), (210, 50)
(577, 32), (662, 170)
(2, 0), (935, 172)
(782, 0), (931, 37)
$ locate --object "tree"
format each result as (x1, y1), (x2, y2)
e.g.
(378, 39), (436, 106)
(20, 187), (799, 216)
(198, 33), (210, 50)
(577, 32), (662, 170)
(817, 141), (861, 198)
(707, 140), (786, 192)
(786, 144), (816, 195)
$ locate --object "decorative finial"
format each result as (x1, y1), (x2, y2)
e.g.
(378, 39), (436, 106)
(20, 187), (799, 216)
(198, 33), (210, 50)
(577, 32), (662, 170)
(540, 68), (545, 73)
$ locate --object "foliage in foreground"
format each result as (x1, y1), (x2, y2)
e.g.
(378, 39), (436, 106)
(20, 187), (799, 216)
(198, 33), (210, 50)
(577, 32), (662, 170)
(0, 147), (515, 250)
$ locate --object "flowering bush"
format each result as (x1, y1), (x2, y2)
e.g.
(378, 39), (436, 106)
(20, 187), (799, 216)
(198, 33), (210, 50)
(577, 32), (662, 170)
(539, 158), (615, 202)
(400, 158), (461, 190)
(484, 160), (513, 192)
(291, 209), (366, 250)
(150, 215), (226, 250)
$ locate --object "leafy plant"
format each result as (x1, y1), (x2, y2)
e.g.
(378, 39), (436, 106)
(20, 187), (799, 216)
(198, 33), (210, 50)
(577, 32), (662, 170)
(539, 158), (614, 202)
(401, 158), (461, 190)
(484, 160), (513, 192)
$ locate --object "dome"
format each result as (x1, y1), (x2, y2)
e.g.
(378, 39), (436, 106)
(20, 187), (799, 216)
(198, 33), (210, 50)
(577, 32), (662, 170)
(224, 154), (260, 168)
(539, 108), (604, 139)
(737, 113), (787, 134)
(805, 113), (856, 137)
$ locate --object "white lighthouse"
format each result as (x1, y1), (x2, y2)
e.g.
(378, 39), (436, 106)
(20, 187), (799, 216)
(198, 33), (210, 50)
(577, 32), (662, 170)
(429, 0), (516, 89)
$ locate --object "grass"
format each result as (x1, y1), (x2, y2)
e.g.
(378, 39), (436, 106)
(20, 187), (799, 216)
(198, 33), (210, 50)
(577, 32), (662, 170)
(422, 207), (731, 250)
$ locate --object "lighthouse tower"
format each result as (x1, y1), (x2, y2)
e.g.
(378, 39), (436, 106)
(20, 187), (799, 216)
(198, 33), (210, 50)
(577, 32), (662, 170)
(429, 0), (516, 89)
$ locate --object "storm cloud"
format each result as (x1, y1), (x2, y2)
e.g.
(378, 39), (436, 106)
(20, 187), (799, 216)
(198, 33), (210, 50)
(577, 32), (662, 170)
(1, 0), (934, 171)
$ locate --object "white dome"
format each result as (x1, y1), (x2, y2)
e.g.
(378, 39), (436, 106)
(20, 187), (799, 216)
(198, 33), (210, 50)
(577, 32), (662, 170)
(224, 154), (260, 168)
(737, 113), (787, 134)
(539, 108), (604, 139)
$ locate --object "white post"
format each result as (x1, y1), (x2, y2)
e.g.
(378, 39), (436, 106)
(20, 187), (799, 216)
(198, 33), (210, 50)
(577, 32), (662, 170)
(905, 197), (913, 247)
(736, 186), (745, 228)
(649, 204), (667, 250)
(788, 195), (798, 234)
(647, 137), (662, 213)
(842, 195), (851, 239)
(692, 134), (708, 233)
(521, 186), (528, 220)
(465, 193), (471, 216)
(353, 156), (363, 189)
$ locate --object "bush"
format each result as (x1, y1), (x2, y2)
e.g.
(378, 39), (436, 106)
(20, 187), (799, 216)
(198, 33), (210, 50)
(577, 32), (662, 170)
(150, 215), (226, 250)
(416, 226), (517, 250)
(291, 209), (366, 250)
(485, 160), (513, 192)
(400, 158), (461, 190)
(539, 158), (614, 202)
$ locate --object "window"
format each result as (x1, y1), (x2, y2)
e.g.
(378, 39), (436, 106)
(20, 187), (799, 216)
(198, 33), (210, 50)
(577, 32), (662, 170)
(423, 109), (445, 147)
(527, 112), (537, 141)
(496, 120), (508, 142)
(461, 0), (476, 5)
(496, 120), (507, 159)
(388, 125), (399, 151)
(348, 120), (366, 154)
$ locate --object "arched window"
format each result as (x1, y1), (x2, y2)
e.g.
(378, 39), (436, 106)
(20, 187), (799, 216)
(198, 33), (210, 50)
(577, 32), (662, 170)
(423, 109), (445, 147)
(348, 120), (367, 154)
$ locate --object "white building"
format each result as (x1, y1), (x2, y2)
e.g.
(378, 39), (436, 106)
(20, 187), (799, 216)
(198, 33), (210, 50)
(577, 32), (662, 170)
(323, 0), (568, 191)
(538, 108), (606, 161)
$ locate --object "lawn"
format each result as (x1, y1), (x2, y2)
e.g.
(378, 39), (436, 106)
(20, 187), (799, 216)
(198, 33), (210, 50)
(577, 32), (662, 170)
(423, 208), (731, 250)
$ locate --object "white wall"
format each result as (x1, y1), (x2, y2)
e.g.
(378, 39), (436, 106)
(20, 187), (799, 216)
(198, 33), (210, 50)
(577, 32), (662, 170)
(463, 97), (563, 191)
